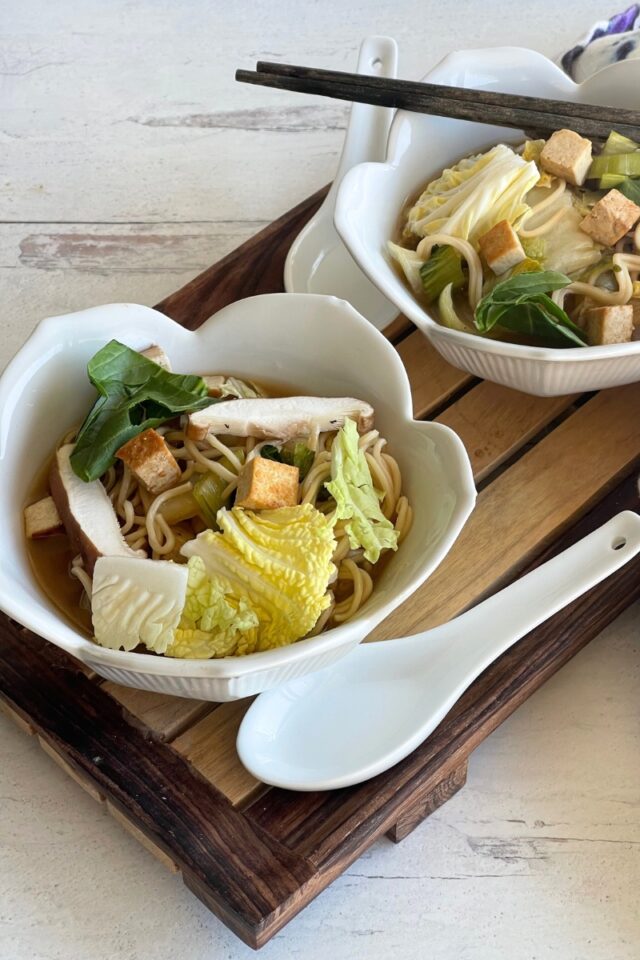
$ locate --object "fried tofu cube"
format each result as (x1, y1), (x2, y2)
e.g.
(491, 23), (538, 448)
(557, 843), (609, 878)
(478, 220), (526, 276)
(140, 344), (172, 371)
(585, 304), (633, 345)
(235, 456), (299, 510)
(116, 428), (181, 494)
(579, 189), (640, 246)
(540, 129), (592, 186)
(202, 375), (226, 397)
(24, 496), (63, 539)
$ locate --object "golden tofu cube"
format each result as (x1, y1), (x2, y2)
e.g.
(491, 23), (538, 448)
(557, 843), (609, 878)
(140, 344), (172, 371)
(116, 428), (181, 494)
(540, 129), (593, 186)
(580, 189), (640, 247)
(585, 304), (633, 345)
(478, 219), (526, 276)
(235, 456), (299, 510)
(24, 496), (63, 539)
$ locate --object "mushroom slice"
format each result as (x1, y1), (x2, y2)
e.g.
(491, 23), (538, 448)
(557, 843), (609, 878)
(187, 396), (375, 442)
(91, 556), (188, 654)
(49, 444), (136, 575)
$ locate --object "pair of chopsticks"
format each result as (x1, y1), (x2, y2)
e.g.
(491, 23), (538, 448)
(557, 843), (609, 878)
(236, 61), (640, 141)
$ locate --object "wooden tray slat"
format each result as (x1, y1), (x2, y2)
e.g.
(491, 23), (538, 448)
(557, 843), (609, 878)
(396, 330), (472, 417)
(369, 384), (640, 641)
(435, 383), (577, 481)
(102, 682), (214, 741)
(172, 700), (262, 806)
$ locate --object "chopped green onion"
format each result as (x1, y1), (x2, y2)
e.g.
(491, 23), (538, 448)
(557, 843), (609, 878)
(601, 130), (639, 156)
(589, 152), (640, 179)
(598, 173), (628, 189)
(617, 178), (640, 205)
(192, 473), (230, 528)
(419, 245), (465, 303)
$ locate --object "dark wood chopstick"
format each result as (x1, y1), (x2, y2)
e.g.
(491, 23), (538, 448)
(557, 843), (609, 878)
(236, 63), (640, 141)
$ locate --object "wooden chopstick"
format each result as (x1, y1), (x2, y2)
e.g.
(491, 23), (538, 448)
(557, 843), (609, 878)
(236, 62), (640, 141)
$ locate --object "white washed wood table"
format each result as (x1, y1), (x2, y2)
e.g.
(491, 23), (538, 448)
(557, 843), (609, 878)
(1, 2), (638, 957)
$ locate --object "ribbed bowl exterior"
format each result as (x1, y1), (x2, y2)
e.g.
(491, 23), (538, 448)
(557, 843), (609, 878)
(84, 642), (359, 701)
(430, 332), (640, 397)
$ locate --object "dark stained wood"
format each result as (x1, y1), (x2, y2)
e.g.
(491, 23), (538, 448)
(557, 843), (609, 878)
(155, 186), (328, 329)
(238, 62), (640, 141)
(0, 628), (315, 949)
(386, 761), (468, 843)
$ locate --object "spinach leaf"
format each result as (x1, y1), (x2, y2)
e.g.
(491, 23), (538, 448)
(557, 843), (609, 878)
(474, 270), (587, 347)
(70, 340), (213, 482)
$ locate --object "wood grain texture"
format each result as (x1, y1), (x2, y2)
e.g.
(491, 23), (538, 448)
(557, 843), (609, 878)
(245, 471), (640, 873)
(172, 701), (263, 807)
(239, 62), (639, 140)
(101, 682), (213, 741)
(369, 385), (640, 642)
(106, 800), (179, 873)
(0, 626), (315, 949)
(396, 330), (473, 418)
(38, 735), (105, 804)
(435, 383), (577, 481)
(386, 761), (469, 842)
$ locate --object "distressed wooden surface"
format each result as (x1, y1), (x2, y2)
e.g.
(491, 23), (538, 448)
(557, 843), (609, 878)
(1, 2), (639, 959)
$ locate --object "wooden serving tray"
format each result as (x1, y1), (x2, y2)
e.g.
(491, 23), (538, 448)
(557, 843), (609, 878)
(2, 186), (640, 950)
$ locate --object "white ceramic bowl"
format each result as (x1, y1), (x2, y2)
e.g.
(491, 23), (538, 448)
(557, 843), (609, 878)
(335, 47), (640, 397)
(0, 295), (475, 700)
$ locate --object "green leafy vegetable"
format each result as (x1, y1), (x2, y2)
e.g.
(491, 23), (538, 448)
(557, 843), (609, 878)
(168, 555), (260, 659)
(474, 271), (587, 347)
(589, 152), (640, 180)
(601, 130), (639, 156)
(387, 241), (425, 295)
(260, 442), (314, 479)
(192, 473), (230, 528)
(618, 178), (640, 205)
(419, 245), (465, 302)
(438, 282), (470, 332)
(325, 418), (398, 564)
(70, 340), (212, 482)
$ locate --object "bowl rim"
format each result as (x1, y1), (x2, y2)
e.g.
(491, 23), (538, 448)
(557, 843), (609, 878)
(334, 45), (640, 364)
(0, 293), (476, 678)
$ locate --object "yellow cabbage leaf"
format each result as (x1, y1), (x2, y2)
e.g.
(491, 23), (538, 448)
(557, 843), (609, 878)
(170, 503), (336, 658)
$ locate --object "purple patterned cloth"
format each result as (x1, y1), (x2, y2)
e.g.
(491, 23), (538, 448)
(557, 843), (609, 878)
(560, 5), (640, 80)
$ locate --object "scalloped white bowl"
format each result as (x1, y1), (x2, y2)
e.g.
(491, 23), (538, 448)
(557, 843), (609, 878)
(334, 47), (640, 397)
(0, 295), (475, 700)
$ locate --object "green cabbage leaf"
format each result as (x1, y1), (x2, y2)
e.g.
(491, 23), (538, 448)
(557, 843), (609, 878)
(325, 418), (398, 564)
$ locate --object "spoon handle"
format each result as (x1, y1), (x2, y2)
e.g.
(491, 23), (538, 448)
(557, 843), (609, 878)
(434, 510), (640, 679)
(326, 36), (398, 201)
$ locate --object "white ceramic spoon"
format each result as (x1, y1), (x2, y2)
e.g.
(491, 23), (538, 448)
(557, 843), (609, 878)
(238, 511), (640, 791)
(284, 35), (399, 330)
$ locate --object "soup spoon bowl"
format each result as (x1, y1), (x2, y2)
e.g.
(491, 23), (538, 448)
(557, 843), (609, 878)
(237, 510), (640, 791)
